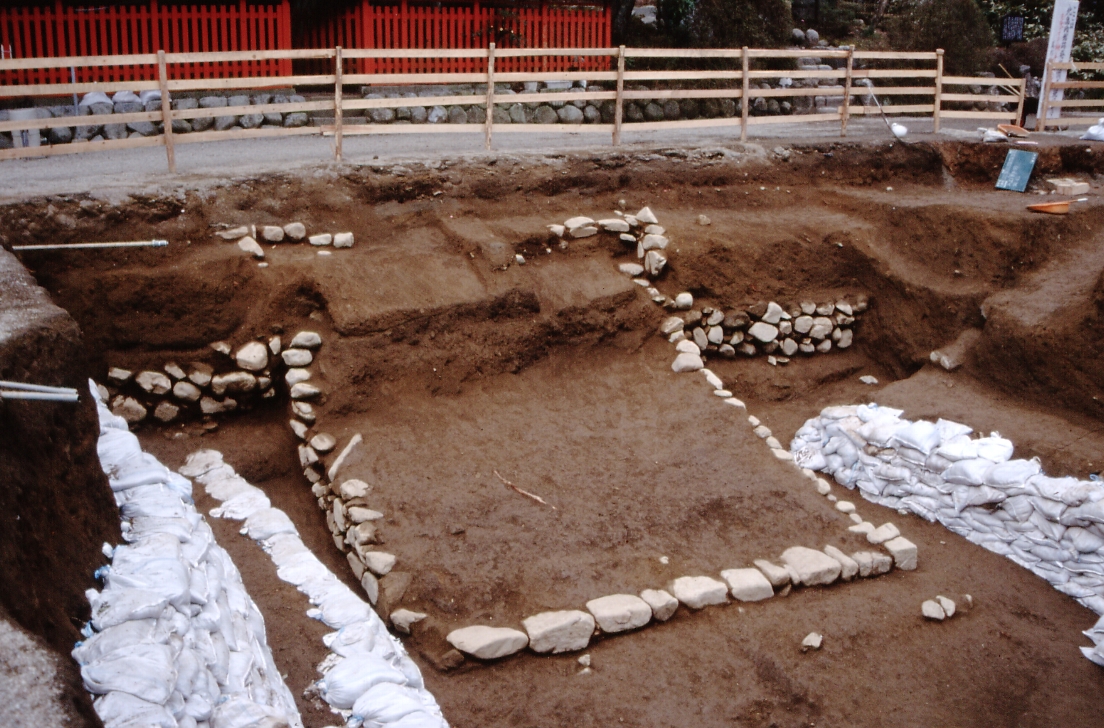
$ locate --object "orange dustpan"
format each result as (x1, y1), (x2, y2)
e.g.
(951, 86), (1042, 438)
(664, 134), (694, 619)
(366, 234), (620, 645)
(1027, 201), (1070, 214)
(998, 124), (1030, 138)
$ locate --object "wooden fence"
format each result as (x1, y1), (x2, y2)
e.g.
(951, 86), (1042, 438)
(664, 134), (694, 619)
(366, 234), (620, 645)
(295, 0), (612, 74)
(0, 0), (292, 84)
(1036, 61), (1104, 129)
(0, 46), (1025, 171)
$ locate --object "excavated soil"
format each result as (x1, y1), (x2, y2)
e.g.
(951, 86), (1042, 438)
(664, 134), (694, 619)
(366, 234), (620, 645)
(7, 139), (1104, 727)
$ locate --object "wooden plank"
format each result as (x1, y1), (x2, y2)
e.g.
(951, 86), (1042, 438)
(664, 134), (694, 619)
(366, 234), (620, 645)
(330, 123), (486, 135)
(344, 72), (488, 84)
(747, 48), (850, 59)
(492, 71), (618, 83)
(1039, 117), (1099, 127)
(938, 110), (1019, 119)
(851, 69), (938, 79)
(623, 88), (742, 100)
(1050, 98), (1104, 108)
(747, 112), (841, 125)
(499, 91), (618, 104)
(1047, 62), (1104, 70)
(172, 100), (331, 120)
(174, 125), (320, 144)
(0, 80), (161, 97)
(0, 133), (164, 162)
(0, 53), (160, 71)
(848, 86), (937, 96)
(942, 75), (1024, 86)
(164, 48), (335, 63)
(343, 95), (485, 110)
(166, 74), (334, 91)
(846, 104), (935, 115)
(341, 48), (486, 59)
(626, 48), (750, 59)
(748, 69), (843, 79)
(841, 49), (853, 137)
(1050, 81), (1104, 90)
(624, 70), (742, 81)
(0, 110), (161, 133)
(494, 47), (617, 58)
(491, 124), (615, 133)
(939, 93), (1021, 103)
(621, 117), (742, 132)
(748, 87), (839, 98)
(853, 51), (939, 60)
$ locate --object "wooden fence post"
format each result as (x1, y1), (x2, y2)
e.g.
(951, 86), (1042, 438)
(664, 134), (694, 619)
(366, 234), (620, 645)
(1014, 76), (1027, 127)
(1035, 60), (1051, 131)
(334, 45), (343, 162)
(933, 49), (944, 133)
(613, 45), (625, 146)
(740, 47), (749, 142)
(840, 46), (853, 137)
(485, 43), (495, 150)
(157, 49), (176, 173)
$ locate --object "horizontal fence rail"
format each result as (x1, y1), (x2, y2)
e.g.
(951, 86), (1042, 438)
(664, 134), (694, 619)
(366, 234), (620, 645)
(0, 45), (1027, 170)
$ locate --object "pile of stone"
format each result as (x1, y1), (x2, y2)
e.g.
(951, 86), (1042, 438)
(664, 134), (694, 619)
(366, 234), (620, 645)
(103, 330), (321, 426)
(791, 403), (1104, 665)
(0, 90), (311, 149)
(82, 385), (303, 728)
(549, 205), (669, 280)
(443, 537), (913, 661)
(183, 449), (447, 726)
(214, 222), (354, 259)
(662, 296), (866, 370)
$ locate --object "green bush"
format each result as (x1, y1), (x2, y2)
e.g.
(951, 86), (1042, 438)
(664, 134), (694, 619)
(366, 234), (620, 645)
(889, 0), (993, 74)
(684, 0), (793, 48)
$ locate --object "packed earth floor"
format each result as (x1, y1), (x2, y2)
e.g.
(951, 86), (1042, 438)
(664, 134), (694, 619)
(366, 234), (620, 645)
(7, 138), (1104, 727)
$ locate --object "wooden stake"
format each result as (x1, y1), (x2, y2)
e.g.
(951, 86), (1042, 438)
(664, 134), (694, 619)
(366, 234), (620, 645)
(740, 47), (749, 142)
(613, 45), (625, 146)
(334, 45), (343, 162)
(157, 50), (175, 173)
(485, 43), (495, 151)
(840, 47), (853, 137)
(933, 49), (944, 133)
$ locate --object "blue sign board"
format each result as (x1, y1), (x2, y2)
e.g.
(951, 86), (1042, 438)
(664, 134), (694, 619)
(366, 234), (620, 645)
(996, 149), (1038, 192)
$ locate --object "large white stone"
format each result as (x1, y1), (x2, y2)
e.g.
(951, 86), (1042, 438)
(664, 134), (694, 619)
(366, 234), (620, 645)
(172, 380), (202, 402)
(669, 576), (728, 609)
(635, 206), (659, 224)
(290, 331), (322, 349)
(720, 568), (774, 602)
(619, 262), (644, 276)
(922, 599), (946, 620)
(586, 594), (652, 633)
(676, 340), (700, 355)
(235, 341), (269, 371)
(261, 225), (284, 242)
(673, 292), (693, 309)
(823, 545), (859, 581)
(285, 368), (311, 386)
(136, 370), (171, 395)
(761, 301), (785, 324)
(363, 551), (396, 576)
(238, 236), (264, 259)
(107, 367), (132, 383)
(883, 536), (917, 570)
(660, 316), (685, 335)
(211, 371), (256, 396)
(112, 397), (147, 423)
(640, 589), (678, 622)
(809, 317), (834, 340)
(311, 433), (336, 453)
(390, 609), (427, 635)
(599, 218), (631, 232)
(753, 560), (790, 587)
(290, 382), (321, 400)
(781, 547), (841, 586)
(446, 626), (528, 660)
(283, 222), (306, 241)
(701, 369), (723, 390)
(564, 216), (594, 231)
(936, 595), (956, 617)
(339, 479), (370, 499)
(644, 249), (667, 276)
(748, 322), (779, 343)
(333, 232), (355, 248)
(309, 233), (332, 246)
(641, 234), (668, 251)
(522, 610), (595, 653)
(671, 352), (704, 373)
(281, 348), (313, 367)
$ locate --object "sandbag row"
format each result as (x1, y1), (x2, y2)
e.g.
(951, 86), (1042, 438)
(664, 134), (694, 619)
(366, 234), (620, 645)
(789, 403), (1104, 666)
(78, 381), (303, 728)
(182, 450), (447, 728)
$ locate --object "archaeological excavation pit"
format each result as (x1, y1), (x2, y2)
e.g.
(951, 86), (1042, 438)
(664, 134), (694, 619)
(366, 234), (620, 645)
(5, 139), (1104, 728)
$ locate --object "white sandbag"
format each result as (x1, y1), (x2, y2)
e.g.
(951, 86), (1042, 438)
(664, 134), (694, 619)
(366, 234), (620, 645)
(321, 656), (408, 709)
(953, 485), (1007, 513)
(181, 523), (214, 567)
(1032, 496), (1069, 521)
(935, 438), (979, 461)
(352, 682), (427, 724)
(180, 449), (224, 478)
(986, 459), (1040, 487)
(856, 403), (903, 422)
(82, 643), (177, 703)
(1001, 495), (1035, 522)
(264, 534), (309, 566)
(93, 691), (177, 728)
(1063, 500), (1104, 527)
(225, 649), (255, 695)
(91, 589), (171, 631)
(1030, 510), (1067, 542)
(73, 619), (161, 665)
(792, 446), (827, 471)
(125, 516), (195, 543)
(1081, 119), (1104, 142)
(119, 485), (190, 519)
(873, 464), (911, 482)
(110, 463), (172, 492)
(942, 458), (993, 486)
(1029, 475), (1098, 507)
(212, 489), (271, 520)
(324, 622), (378, 657)
(317, 590), (373, 629)
(858, 416), (907, 447)
(204, 475), (256, 503)
(80, 91), (113, 107)
(975, 435), (1013, 463)
(112, 90), (141, 103)
(1067, 527), (1104, 553)
(935, 418), (973, 441)
(98, 429), (144, 470)
(387, 711), (447, 728)
(105, 557), (191, 610)
(275, 551), (325, 586)
(244, 508), (297, 540)
(891, 420), (941, 455)
(210, 696), (288, 728)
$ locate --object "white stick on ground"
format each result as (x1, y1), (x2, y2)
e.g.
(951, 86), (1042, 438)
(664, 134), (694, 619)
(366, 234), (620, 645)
(11, 240), (168, 251)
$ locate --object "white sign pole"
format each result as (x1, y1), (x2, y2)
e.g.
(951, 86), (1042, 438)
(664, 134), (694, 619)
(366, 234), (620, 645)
(1044, 0), (1080, 119)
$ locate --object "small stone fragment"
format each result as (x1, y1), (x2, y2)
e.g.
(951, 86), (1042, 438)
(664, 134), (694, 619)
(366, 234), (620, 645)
(107, 367), (132, 384)
(363, 551), (397, 576)
(673, 292), (693, 309)
(310, 433), (336, 453)
(163, 362), (186, 380)
(660, 316), (685, 335)
(333, 232), (355, 248)
(922, 600), (946, 621)
(635, 207), (659, 224)
(339, 479), (370, 499)
(860, 375), (878, 385)
(801, 632), (823, 651)
(211, 371), (256, 395)
(391, 609), (427, 635)
(290, 382), (321, 400)
(153, 401), (179, 423)
(289, 419), (308, 439)
(936, 595), (956, 618)
(619, 262), (644, 276)
(698, 214), (711, 225)
(835, 501), (855, 514)
(238, 236), (264, 259)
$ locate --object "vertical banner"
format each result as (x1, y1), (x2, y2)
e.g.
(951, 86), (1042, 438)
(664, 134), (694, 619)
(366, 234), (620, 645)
(1045, 0), (1079, 118)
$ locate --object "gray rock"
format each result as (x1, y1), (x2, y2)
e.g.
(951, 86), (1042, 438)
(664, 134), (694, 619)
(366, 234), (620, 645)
(754, 559), (790, 587)
(391, 609), (427, 635)
(660, 316), (685, 335)
(679, 98), (700, 119)
(310, 432), (336, 454)
(363, 551), (396, 576)
(284, 112), (308, 128)
(191, 116), (215, 132)
(707, 326), (724, 345)
(308, 233), (331, 246)
(173, 97), (199, 111)
(448, 106), (468, 124)
(200, 396), (237, 415)
(172, 381), (202, 402)
(781, 546), (841, 586)
(170, 119), (192, 134)
(669, 576), (728, 609)
(227, 94), (249, 108)
(113, 101), (143, 114)
(883, 536), (917, 570)
(48, 126), (73, 144)
(428, 106), (448, 124)
(211, 371), (257, 396)
(583, 105), (601, 123)
(644, 249), (666, 276)
(153, 401), (180, 423)
(823, 546), (859, 581)
(261, 225), (284, 243)
(781, 338), (798, 356)
(721, 568), (774, 601)
(867, 523), (900, 545)
(643, 102), (664, 121)
(625, 102), (644, 122)
(103, 123), (128, 140)
(586, 594), (651, 633)
(107, 368), (132, 384)
(112, 397), (147, 424)
(535, 105), (559, 124)
(239, 114), (263, 129)
(662, 99), (681, 119)
(640, 589), (678, 621)
(522, 610), (595, 653)
(557, 105), (584, 124)
(291, 331), (322, 349)
(199, 96), (227, 109)
(446, 626), (528, 660)
(214, 115), (237, 131)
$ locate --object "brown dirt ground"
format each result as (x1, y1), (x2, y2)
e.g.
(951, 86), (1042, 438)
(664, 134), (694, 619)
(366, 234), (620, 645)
(8, 140), (1104, 727)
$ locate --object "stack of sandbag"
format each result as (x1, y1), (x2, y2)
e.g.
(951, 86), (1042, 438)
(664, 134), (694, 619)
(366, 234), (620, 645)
(790, 403), (1104, 665)
(77, 380), (303, 728)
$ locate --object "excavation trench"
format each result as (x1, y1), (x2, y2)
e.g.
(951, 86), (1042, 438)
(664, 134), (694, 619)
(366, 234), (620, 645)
(6, 140), (1104, 727)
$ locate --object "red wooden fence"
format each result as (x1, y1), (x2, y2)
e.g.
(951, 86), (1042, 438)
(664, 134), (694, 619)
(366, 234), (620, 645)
(296, 1), (613, 74)
(0, 0), (292, 86)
